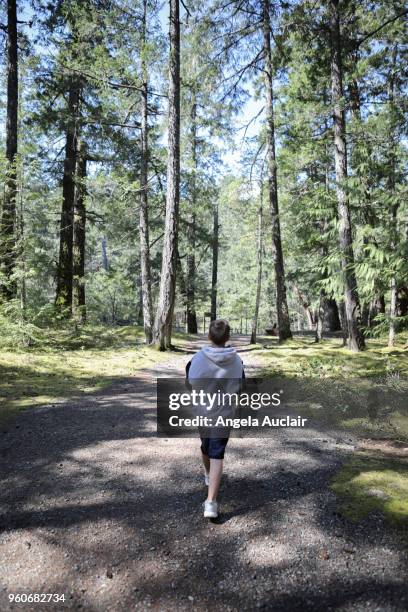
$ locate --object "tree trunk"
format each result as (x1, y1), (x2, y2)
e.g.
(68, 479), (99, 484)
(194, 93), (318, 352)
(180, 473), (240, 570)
(139, 0), (153, 344)
(330, 0), (365, 351)
(262, 0), (292, 342)
(176, 248), (187, 319)
(314, 291), (325, 343)
(314, 294), (341, 341)
(323, 297), (341, 332)
(397, 285), (408, 318)
(186, 89), (198, 333)
(0, 0), (18, 300)
(19, 180), (26, 312)
(293, 283), (315, 331)
(338, 299), (348, 346)
(305, 308), (314, 331)
(250, 189), (263, 344)
(348, 41), (383, 337)
(388, 45), (398, 347)
(368, 292), (385, 327)
(210, 200), (219, 322)
(72, 139), (87, 324)
(55, 81), (80, 313)
(101, 237), (109, 271)
(137, 284), (143, 325)
(361, 301), (369, 327)
(154, 0), (180, 350)
(389, 275), (397, 347)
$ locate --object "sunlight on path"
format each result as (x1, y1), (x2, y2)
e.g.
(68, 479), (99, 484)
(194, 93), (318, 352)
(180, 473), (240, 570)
(0, 336), (407, 611)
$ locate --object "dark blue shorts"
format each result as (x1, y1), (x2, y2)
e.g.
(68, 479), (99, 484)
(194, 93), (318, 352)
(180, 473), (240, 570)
(200, 437), (229, 460)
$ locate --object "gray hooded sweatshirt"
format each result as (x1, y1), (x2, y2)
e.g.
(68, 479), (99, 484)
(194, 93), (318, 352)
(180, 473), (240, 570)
(187, 346), (244, 423)
(187, 345), (244, 379)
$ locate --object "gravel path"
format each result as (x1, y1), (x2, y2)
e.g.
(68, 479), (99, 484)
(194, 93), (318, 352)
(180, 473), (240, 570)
(0, 336), (407, 611)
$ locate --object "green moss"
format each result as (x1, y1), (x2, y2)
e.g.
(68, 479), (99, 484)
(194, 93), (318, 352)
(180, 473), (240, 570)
(258, 336), (408, 380)
(256, 335), (408, 441)
(0, 324), (182, 426)
(331, 453), (408, 528)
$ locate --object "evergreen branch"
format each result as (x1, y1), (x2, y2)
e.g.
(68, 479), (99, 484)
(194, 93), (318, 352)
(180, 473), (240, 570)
(219, 49), (264, 101)
(240, 105), (265, 139)
(84, 120), (142, 129)
(150, 232), (165, 248)
(180, 0), (191, 19)
(357, 10), (408, 47)
(209, 22), (258, 45)
(112, 1), (144, 21)
(59, 63), (167, 98)
(249, 143), (265, 185)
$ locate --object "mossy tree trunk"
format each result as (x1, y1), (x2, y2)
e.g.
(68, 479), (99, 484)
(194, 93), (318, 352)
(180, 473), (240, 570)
(154, 0), (180, 349)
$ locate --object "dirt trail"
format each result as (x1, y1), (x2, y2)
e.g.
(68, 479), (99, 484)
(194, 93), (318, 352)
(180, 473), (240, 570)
(0, 336), (407, 611)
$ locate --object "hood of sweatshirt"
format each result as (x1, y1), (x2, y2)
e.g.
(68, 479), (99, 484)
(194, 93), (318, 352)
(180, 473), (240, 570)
(201, 345), (238, 366)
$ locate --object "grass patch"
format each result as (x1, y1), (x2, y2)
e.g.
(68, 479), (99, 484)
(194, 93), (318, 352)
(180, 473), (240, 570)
(258, 336), (408, 379)
(0, 324), (185, 426)
(331, 452), (408, 528)
(256, 335), (408, 441)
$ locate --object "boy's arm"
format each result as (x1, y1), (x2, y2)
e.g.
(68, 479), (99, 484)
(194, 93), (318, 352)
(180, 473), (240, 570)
(185, 360), (192, 391)
(240, 357), (246, 391)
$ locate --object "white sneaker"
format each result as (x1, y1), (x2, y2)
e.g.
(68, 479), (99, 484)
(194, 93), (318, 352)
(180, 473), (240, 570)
(203, 500), (218, 518)
(204, 472), (209, 486)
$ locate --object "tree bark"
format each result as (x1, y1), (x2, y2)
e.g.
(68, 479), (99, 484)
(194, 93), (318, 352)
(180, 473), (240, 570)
(0, 0), (18, 300)
(323, 297), (341, 331)
(315, 291), (325, 343)
(137, 284), (143, 325)
(293, 283), (315, 331)
(262, 0), (292, 342)
(389, 275), (397, 346)
(314, 294), (340, 341)
(176, 248), (187, 328)
(186, 89), (198, 333)
(338, 299), (348, 346)
(72, 139), (86, 324)
(368, 292), (385, 326)
(139, 0), (153, 343)
(55, 81), (80, 313)
(397, 285), (408, 318)
(19, 178), (26, 312)
(388, 45), (398, 347)
(101, 237), (109, 271)
(330, 0), (365, 351)
(361, 301), (369, 327)
(348, 39), (383, 336)
(250, 188), (263, 344)
(210, 201), (219, 322)
(154, 0), (180, 349)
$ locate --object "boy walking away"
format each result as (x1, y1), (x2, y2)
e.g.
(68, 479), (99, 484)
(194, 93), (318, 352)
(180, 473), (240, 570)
(186, 319), (245, 519)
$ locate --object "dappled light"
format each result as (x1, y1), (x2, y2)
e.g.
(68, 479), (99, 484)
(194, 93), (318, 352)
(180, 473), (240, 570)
(0, 0), (407, 608)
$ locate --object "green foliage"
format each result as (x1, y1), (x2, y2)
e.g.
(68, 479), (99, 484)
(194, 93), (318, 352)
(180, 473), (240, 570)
(0, 0), (407, 341)
(0, 300), (44, 348)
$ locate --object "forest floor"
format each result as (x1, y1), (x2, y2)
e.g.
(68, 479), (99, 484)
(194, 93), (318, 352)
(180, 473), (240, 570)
(0, 325), (192, 426)
(0, 333), (407, 611)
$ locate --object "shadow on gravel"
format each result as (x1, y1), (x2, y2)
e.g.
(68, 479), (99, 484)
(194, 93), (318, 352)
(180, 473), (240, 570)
(0, 342), (407, 610)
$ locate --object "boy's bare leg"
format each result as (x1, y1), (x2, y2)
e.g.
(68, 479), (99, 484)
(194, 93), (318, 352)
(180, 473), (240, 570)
(201, 452), (210, 474)
(207, 458), (223, 502)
